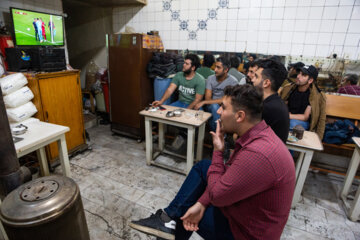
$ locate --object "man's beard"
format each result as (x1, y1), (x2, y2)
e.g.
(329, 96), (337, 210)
(183, 68), (192, 76)
(216, 72), (225, 80)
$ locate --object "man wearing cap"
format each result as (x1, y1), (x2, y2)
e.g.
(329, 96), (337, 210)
(280, 65), (327, 139)
(281, 62), (305, 87)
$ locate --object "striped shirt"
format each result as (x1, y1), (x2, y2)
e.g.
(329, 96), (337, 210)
(198, 120), (295, 240)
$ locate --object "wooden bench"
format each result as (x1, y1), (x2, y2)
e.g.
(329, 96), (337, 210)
(324, 93), (360, 156)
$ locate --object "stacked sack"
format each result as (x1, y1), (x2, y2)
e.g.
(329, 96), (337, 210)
(0, 73), (37, 124)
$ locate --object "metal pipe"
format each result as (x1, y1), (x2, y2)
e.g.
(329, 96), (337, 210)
(0, 87), (23, 198)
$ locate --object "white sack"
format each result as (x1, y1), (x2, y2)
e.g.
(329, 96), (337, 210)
(3, 86), (34, 108)
(0, 73), (28, 95)
(7, 101), (37, 123)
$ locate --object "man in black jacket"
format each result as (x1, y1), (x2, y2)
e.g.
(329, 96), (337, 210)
(250, 59), (289, 143)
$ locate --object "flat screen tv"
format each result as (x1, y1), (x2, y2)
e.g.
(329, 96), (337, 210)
(10, 7), (64, 46)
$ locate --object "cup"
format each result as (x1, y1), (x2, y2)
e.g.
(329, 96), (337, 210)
(195, 110), (204, 120)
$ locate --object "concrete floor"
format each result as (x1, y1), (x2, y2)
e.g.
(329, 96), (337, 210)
(57, 124), (360, 240)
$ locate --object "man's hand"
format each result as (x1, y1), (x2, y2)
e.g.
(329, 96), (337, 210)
(210, 120), (225, 152)
(152, 100), (162, 107)
(194, 101), (205, 110)
(180, 202), (206, 232)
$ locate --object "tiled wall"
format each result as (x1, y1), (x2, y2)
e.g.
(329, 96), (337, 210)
(114, 0), (360, 60)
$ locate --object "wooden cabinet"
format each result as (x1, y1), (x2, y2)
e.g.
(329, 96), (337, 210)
(26, 70), (86, 162)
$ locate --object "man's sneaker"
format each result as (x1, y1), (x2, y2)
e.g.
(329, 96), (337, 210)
(129, 209), (176, 240)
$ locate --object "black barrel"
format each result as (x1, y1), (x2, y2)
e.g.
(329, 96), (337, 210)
(0, 175), (90, 240)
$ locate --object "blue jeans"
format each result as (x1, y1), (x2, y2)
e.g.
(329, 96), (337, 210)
(164, 160), (234, 240)
(290, 119), (309, 130)
(204, 104), (220, 132)
(170, 100), (189, 108)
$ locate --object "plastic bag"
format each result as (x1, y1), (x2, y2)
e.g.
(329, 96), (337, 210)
(7, 101), (37, 123)
(0, 73), (28, 95)
(3, 86), (34, 108)
(85, 61), (99, 90)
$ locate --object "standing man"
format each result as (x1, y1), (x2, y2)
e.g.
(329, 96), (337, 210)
(337, 74), (360, 95)
(153, 54), (205, 150)
(228, 56), (246, 85)
(196, 53), (215, 80)
(130, 85), (295, 240)
(251, 59), (290, 143)
(280, 65), (327, 139)
(35, 18), (43, 43)
(194, 56), (238, 132)
(32, 18), (38, 41)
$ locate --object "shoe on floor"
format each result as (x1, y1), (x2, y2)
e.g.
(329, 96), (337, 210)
(129, 209), (176, 240)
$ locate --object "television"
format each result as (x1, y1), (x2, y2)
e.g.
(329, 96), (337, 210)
(10, 7), (64, 46)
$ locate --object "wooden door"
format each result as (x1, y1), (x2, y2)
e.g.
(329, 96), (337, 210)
(37, 71), (85, 160)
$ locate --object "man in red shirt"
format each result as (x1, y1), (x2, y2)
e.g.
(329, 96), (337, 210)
(337, 74), (360, 96)
(130, 85), (295, 240)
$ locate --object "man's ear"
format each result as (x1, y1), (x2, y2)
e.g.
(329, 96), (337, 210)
(308, 77), (314, 84)
(191, 65), (196, 72)
(263, 79), (271, 88)
(235, 110), (246, 123)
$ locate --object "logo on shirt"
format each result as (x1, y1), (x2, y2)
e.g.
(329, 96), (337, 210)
(179, 85), (195, 95)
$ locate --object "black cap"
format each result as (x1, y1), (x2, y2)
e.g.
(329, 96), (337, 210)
(289, 62), (305, 70)
(300, 65), (318, 81)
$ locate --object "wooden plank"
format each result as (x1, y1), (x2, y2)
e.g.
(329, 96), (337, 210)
(325, 94), (360, 122)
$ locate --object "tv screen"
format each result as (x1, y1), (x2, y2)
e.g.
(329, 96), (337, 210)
(10, 7), (64, 46)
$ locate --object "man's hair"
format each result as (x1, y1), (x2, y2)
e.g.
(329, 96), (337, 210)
(223, 84), (263, 121)
(257, 59), (288, 92)
(230, 56), (240, 68)
(249, 59), (261, 68)
(203, 53), (215, 68)
(345, 74), (359, 85)
(185, 54), (201, 70)
(216, 56), (231, 70)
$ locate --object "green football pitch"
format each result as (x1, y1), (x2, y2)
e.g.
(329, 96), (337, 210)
(12, 9), (64, 46)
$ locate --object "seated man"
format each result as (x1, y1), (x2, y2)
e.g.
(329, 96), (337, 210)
(337, 74), (360, 96)
(251, 59), (290, 143)
(228, 56), (246, 85)
(281, 62), (305, 87)
(153, 53), (205, 150)
(130, 85), (295, 240)
(196, 53), (215, 80)
(280, 65), (326, 139)
(194, 56), (238, 132)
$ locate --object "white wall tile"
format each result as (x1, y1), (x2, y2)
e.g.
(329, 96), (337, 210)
(238, 8), (249, 19)
(216, 30), (227, 41)
(351, 6), (360, 19)
(323, 6), (338, 19)
(326, 0), (341, 5)
(236, 31), (248, 41)
(333, 20), (350, 32)
(228, 0), (239, 9)
(337, 6), (354, 19)
(251, 0), (262, 8)
(216, 40), (226, 51)
(312, 0), (327, 6)
(316, 45), (330, 57)
(227, 9), (239, 20)
(293, 32), (306, 44)
(271, 19), (284, 31)
(294, 19), (308, 32)
(263, 0), (274, 7)
(206, 41), (216, 51)
(306, 20), (322, 32)
(343, 46), (358, 58)
(259, 19), (271, 31)
(356, 0), (360, 5)
(272, 7), (285, 19)
(281, 31), (294, 43)
(303, 44), (318, 56)
(269, 31), (282, 42)
(226, 41), (236, 52)
(296, 7), (311, 19)
(227, 19), (238, 30)
(257, 42), (269, 54)
(284, 7), (297, 19)
(309, 7), (324, 19)
(305, 32), (320, 44)
(248, 19), (260, 30)
(249, 7), (261, 18)
(273, 0), (286, 7)
(278, 43), (292, 55)
(237, 19), (249, 30)
(320, 20), (335, 32)
(339, 0), (355, 5)
(246, 41), (258, 52)
(344, 33), (360, 45)
(260, 7), (272, 19)
(227, 30), (237, 41)
(236, 41), (247, 52)
(291, 44), (304, 55)
(248, 30), (259, 42)
(301, 0), (313, 6)
(318, 32), (333, 44)
(285, 0), (298, 7)
(348, 20), (360, 33)
(268, 42), (281, 54)
(258, 31), (270, 42)
(331, 33), (346, 45)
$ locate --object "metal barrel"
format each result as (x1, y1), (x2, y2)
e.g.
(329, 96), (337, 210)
(0, 175), (90, 240)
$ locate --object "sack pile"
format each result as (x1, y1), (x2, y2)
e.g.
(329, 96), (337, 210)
(0, 73), (37, 123)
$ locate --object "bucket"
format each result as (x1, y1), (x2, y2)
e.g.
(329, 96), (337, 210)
(154, 78), (176, 105)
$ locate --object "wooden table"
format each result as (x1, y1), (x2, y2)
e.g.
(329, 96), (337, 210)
(140, 105), (211, 175)
(340, 137), (360, 221)
(15, 121), (71, 177)
(286, 131), (324, 207)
